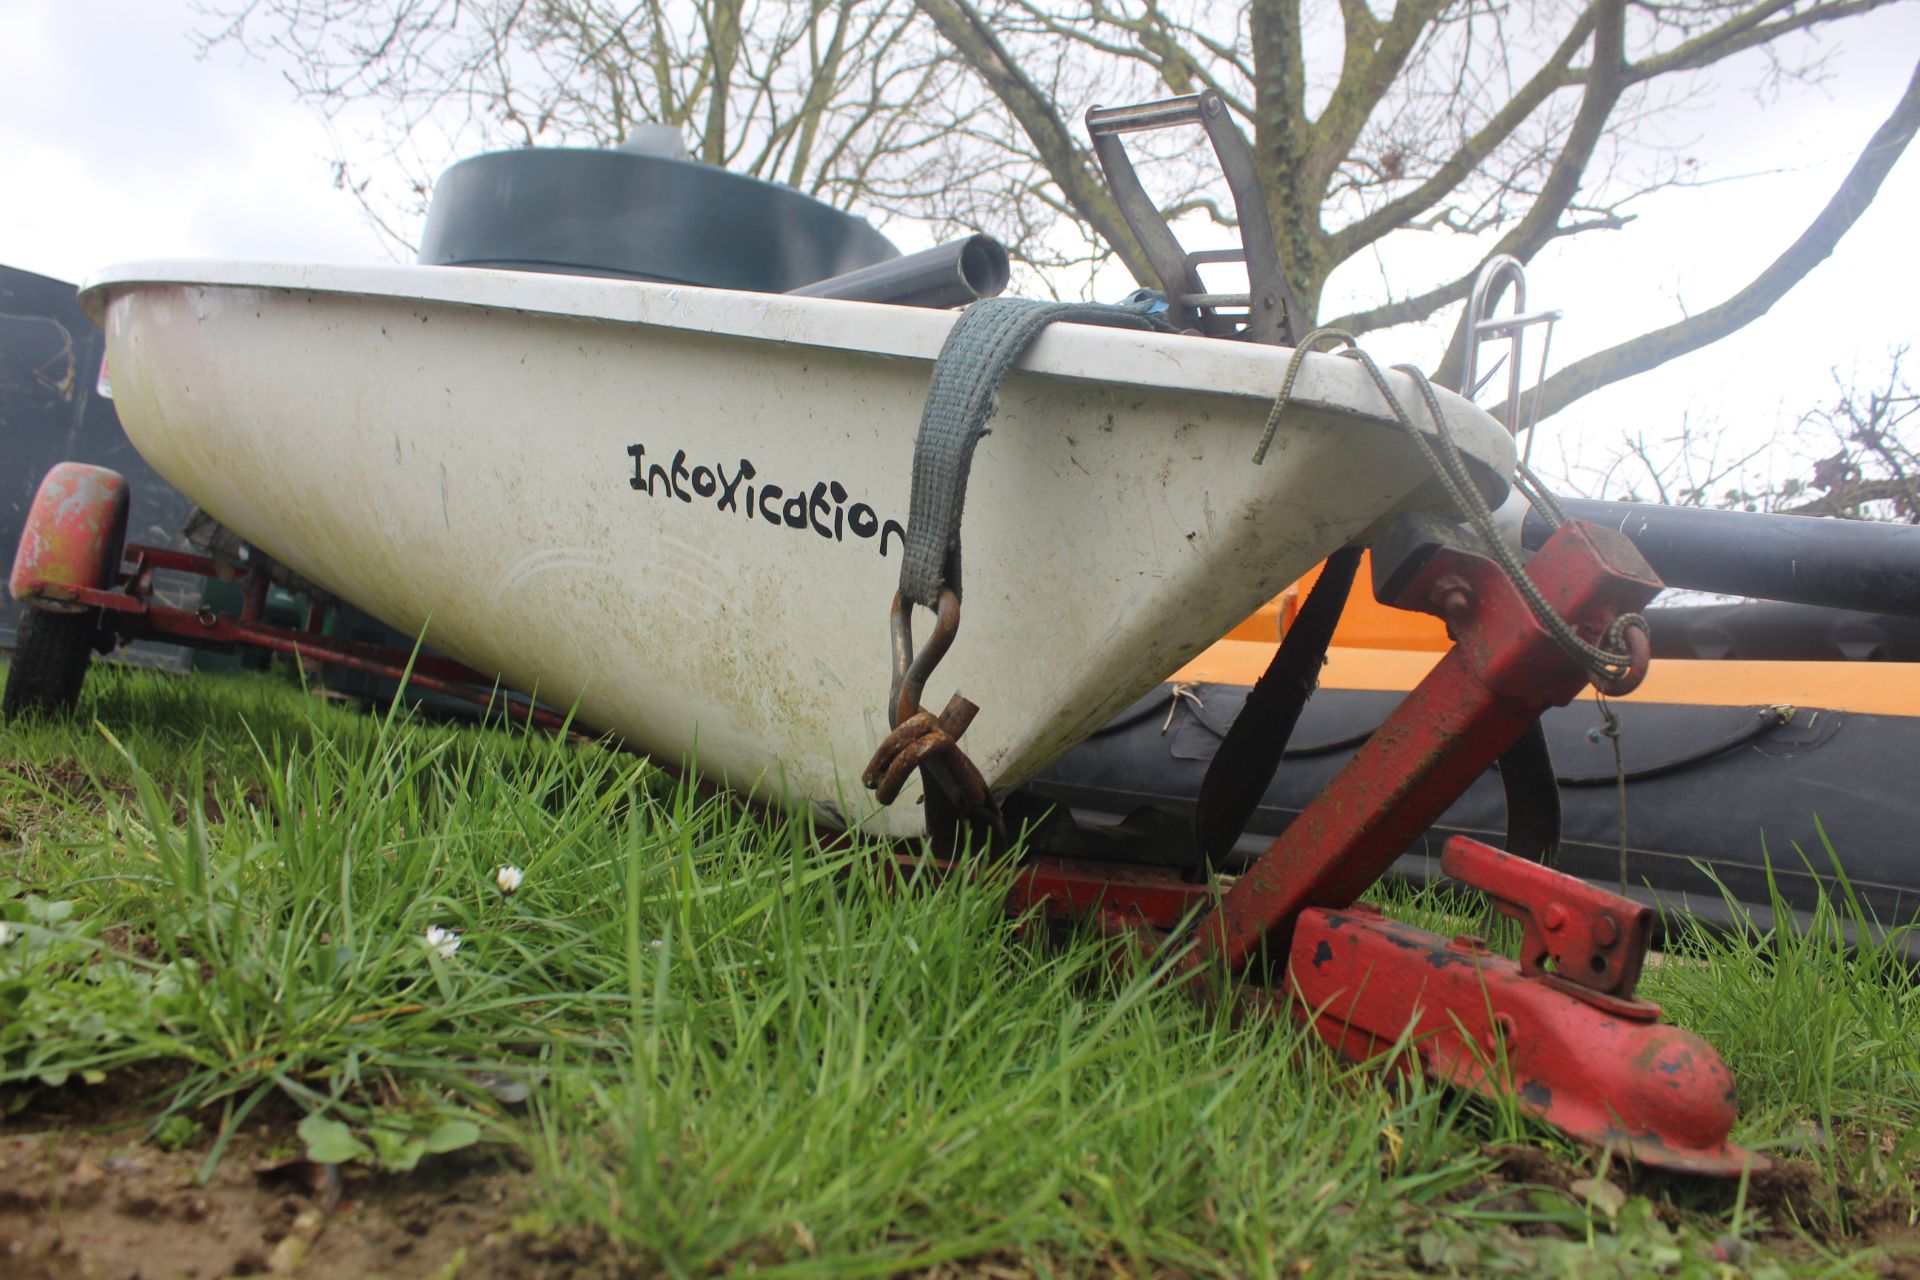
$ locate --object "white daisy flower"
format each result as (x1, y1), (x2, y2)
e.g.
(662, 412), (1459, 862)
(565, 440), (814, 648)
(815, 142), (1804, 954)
(425, 925), (462, 959)
(494, 865), (524, 896)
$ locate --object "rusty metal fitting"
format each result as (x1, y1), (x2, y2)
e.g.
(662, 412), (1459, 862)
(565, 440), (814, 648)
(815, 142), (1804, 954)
(940, 741), (990, 811)
(863, 692), (987, 809)
(870, 589), (1000, 823)
(1430, 574), (1473, 621)
(1590, 614), (1652, 697)
(876, 730), (954, 804)
(887, 588), (962, 729)
(863, 709), (942, 794)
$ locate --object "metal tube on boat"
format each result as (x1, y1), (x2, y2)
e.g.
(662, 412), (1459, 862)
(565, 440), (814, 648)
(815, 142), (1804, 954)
(788, 234), (1011, 308)
(1522, 498), (1920, 618)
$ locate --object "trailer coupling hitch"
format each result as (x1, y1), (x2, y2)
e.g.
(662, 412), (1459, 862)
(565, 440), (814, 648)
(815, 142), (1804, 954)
(1218, 517), (1758, 1172)
(1443, 833), (1653, 1015)
(1289, 833), (1758, 1175)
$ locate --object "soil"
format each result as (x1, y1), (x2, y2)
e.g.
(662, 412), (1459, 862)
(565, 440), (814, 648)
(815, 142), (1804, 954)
(3, 1082), (1915, 1278)
(1482, 1143), (1920, 1278)
(0, 1075), (625, 1280)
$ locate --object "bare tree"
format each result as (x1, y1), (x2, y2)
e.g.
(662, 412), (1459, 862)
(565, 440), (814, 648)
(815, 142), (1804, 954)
(1556, 348), (1920, 521)
(1778, 351), (1920, 521)
(918, 1), (1919, 415)
(201, 0), (972, 252)
(207, 0), (1918, 423)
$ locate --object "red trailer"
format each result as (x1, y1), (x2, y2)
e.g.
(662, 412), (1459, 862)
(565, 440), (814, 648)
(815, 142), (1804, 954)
(5, 461), (564, 731)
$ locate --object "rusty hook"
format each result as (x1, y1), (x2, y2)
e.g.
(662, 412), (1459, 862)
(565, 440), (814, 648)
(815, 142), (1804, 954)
(863, 695), (982, 803)
(875, 727), (956, 804)
(888, 588), (962, 729)
(871, 590), (998, 823)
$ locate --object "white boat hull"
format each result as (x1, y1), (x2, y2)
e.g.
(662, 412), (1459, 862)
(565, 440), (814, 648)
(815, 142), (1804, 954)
(82, 262), (1513, 836)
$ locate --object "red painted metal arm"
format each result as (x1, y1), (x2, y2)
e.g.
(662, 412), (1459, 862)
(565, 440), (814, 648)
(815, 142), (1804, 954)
(1204, 522), (1661, 970)
(21, 538), (572, 734)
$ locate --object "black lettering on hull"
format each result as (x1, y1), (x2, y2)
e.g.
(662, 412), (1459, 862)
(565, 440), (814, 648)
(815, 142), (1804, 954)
(625, 442), (907, 560)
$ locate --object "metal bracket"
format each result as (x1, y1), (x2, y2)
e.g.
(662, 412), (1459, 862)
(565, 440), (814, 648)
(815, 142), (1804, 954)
(1441, 835), (1657, 1018)
(1459, 254), (1561, 456)
(1085, 92), (1304, 346)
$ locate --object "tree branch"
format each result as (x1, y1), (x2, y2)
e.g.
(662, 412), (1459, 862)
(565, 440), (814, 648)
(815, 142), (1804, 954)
(1308, 0), (1443, 197)
(1626, 0), (1901, 83)
(1322, 195), (1630, 334)
(1780, 477), (1920, 518)
(1249, 0), (1328, 305)
(1327, 4), (1599, 262)
(914, 0), (1153, 282)
(1518, 57), (1920, 424)
(1432, 0), (1629, 389)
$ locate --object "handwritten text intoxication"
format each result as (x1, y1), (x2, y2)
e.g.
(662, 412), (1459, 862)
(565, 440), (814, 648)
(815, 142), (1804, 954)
(626, 444), (906, 558)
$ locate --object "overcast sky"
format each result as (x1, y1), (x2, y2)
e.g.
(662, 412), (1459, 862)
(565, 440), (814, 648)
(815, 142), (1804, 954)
(3, 0), (1916, 498)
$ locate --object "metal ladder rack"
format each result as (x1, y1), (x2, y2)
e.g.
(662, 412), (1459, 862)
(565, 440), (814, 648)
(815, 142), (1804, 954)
(1458, 253), (1562, 459)
(1085, 91), (1305, 347)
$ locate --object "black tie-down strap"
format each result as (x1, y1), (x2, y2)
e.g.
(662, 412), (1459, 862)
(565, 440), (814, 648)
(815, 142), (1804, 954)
(1189, 545), (1563, 874)
(1192, 546), (1363, 873)
(897, 297), (1159, 608)
(868, 296), (1161, 837)
(1497, 721), (1561, 865)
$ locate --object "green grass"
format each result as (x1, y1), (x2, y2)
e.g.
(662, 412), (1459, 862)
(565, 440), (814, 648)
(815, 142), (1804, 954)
(3, 662), (1917, 1276)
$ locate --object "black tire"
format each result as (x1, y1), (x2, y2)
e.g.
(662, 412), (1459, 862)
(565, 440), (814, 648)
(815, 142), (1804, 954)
(3, 607), (98, 720)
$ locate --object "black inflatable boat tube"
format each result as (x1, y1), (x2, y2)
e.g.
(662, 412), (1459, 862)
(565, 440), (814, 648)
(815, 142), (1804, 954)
(1523, 498), (1920, 618)
(1032, 682), (1920, 958)
(789, 234), (1011, 308)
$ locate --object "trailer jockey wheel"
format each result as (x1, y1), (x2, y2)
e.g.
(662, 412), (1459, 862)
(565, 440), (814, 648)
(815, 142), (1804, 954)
(3, 606), (100, 719)
(4, 461), (131, 720)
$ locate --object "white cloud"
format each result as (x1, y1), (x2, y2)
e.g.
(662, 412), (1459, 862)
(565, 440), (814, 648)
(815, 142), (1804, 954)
(0, 0), (389, 282)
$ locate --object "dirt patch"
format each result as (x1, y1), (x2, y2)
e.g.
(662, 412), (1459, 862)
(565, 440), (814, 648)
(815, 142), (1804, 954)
(9, 1128), (1914, 1280)
(0, 1123), (640, 1280)
(0, 1074), (632, 1280)
(1483, 1142), (1586, 1191)
(0, 758), (128, 814)
(0, 1065), (192, 1135)
(4, 1082), (1914, 1279)
(0, 755), (264, 831)
(1480, 1141), (1920, 1274)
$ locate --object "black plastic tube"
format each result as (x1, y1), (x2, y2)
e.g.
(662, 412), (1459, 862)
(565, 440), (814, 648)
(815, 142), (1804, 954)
(1641, 601), (1920, 662)
(1522, 498), (1920, 617)
(789, 234), (1011, 308)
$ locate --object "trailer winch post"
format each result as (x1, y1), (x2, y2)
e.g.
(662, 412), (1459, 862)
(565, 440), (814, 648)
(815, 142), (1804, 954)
(946, 511), (1764, 1173)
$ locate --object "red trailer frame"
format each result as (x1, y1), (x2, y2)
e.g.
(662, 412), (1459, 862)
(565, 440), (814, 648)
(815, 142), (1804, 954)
(6, 462), (563, 731)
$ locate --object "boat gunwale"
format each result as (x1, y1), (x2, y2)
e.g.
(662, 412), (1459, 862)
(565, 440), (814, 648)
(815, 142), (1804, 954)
(78, 259), (1516, 483)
